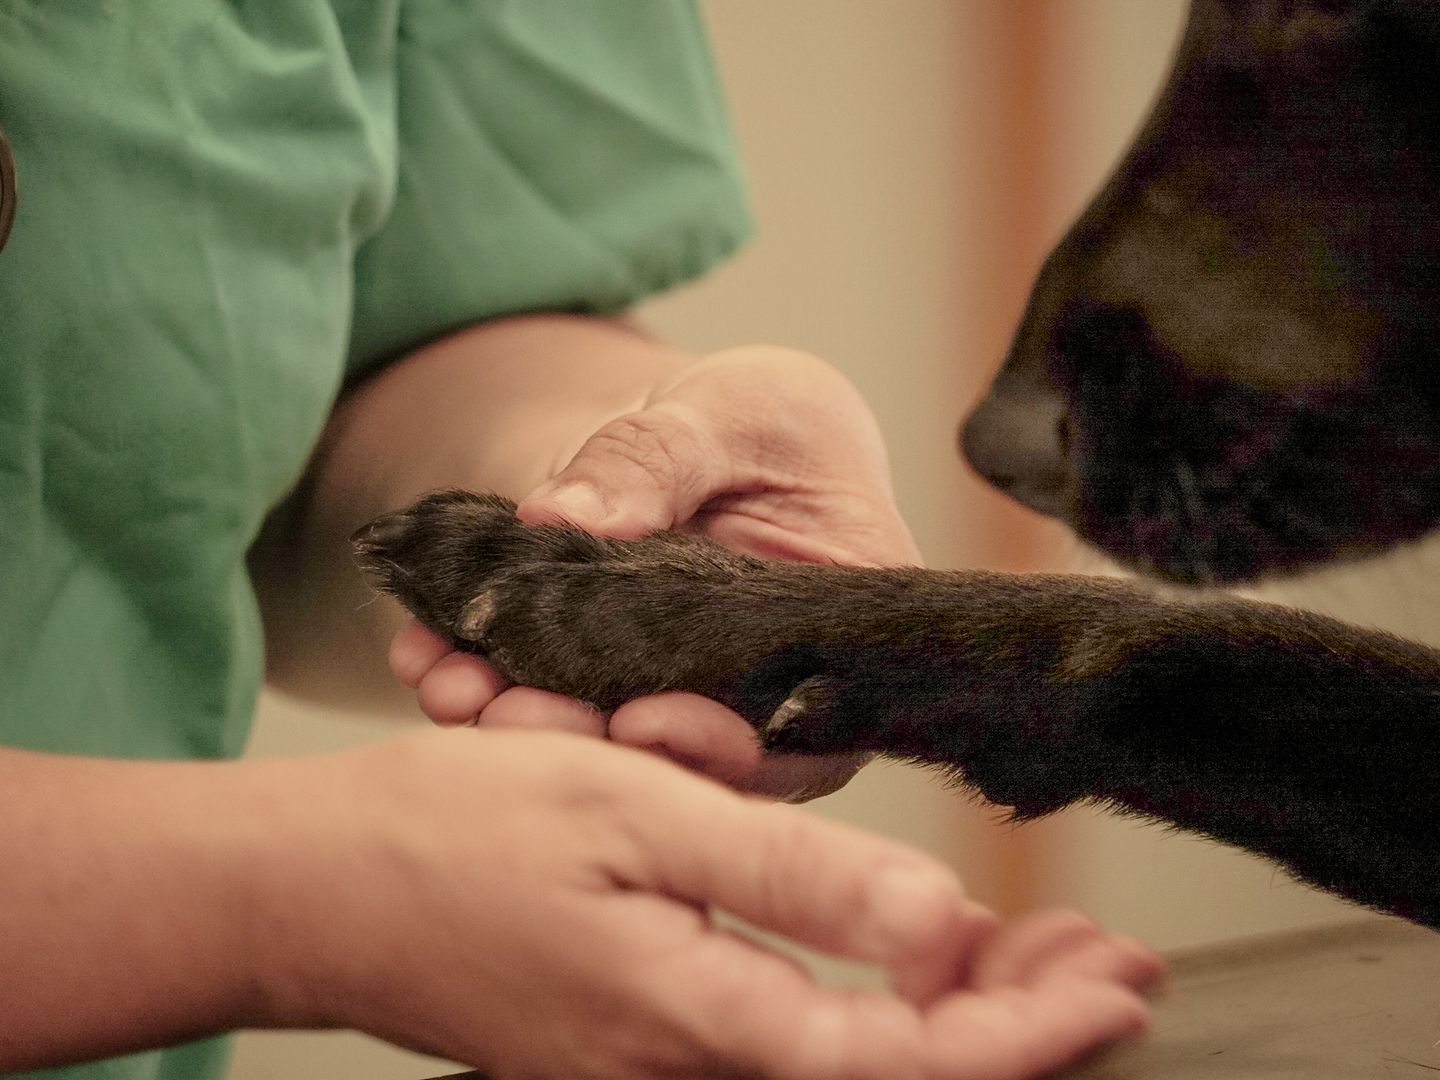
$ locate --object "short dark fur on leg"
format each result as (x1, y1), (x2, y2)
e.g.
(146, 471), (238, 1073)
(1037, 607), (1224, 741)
(355, 491), (1440, 928)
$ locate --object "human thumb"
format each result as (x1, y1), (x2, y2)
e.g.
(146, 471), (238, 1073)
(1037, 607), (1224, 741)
(516, 403), (730, 539)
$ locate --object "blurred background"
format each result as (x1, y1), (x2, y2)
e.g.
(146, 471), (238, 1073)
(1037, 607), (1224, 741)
(232, 2), (1360, 1075)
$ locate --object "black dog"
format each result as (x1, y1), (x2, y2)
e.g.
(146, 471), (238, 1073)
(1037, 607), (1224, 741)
(964, 0), (1440, 585)
(353, 0), (1440, 928)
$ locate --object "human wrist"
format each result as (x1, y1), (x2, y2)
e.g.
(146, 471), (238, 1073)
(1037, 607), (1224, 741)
(231, 747), (385, 1032)
(235, 733), (481, 1037)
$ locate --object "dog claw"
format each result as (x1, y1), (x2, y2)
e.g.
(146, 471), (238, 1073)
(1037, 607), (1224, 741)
(764, 675), (831, 738)
(456, 591), (499, 642)
(351, 511), (411, 554)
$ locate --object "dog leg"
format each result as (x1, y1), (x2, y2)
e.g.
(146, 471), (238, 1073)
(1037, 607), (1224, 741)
(355, 490), (1440, 927)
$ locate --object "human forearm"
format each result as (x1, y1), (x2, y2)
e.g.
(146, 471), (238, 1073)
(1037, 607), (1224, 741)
(252, 314), (696, 711)
(0, 748), (287, 1069)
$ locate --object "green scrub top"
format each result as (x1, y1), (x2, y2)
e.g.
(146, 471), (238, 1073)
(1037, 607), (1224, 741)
(0, 3), (748, 1077)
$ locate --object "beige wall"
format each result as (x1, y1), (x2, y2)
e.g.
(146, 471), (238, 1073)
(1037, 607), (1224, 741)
(231, 3), (1358, 1076)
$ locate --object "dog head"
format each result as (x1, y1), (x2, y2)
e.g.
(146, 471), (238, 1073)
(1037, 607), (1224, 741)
(962, 0), (1440, 585)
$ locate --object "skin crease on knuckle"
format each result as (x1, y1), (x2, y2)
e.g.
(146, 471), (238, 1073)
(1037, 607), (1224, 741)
(586, 410), (719, 506)
(660, 350), (887, 490)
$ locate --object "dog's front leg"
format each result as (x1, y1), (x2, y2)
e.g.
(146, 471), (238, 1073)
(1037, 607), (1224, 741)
(878, 585), (1440, 930)
(355, 491), (1440, 928)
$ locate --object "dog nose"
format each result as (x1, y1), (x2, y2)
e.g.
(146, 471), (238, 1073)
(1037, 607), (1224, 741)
(961, 382), (1071, 519)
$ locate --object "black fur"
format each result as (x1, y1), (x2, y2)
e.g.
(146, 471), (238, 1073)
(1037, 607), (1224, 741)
(356, 491), (1440, 927)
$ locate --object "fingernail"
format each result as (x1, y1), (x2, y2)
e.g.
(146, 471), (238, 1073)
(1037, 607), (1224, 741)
(535, 482), (609, 526)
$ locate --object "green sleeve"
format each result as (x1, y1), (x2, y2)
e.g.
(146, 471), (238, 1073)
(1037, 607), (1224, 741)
(347, 1), (751, 375)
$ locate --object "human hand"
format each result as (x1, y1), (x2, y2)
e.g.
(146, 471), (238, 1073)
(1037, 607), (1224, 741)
(393, 345), (921, 799)
(256, 729), (1162, 1080)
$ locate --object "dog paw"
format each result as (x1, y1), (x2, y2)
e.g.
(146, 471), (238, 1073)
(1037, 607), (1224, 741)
(350, 489), (926, 747)
(351, 489), (776, 708)
(352, 490), (608, 643)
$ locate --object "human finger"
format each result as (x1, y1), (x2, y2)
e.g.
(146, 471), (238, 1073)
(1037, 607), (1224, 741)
(690, 487), (924, 569)
(414, 652), (509, 727)
(918, 975), (1149, 1080)
(609, 692), (871, 801)
(608, 693), (765, 786)
(607, 770), (992, 984)
(388, 620), (453, 688)
(516, 404), (728, 539)
(516, 346), (902, 542)
(969, 910), (1164, 994)
(739, 750), (874, 802)
(652, 921), (1145, 1080)
(475, 686), (608, 738)
(661, 929), (925, 1080)
(604, 694), (864, 806)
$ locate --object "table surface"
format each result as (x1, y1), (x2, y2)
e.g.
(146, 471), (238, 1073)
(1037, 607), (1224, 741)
(428, 915), (1440, 1080)
(1069, 915), (1440, 1079)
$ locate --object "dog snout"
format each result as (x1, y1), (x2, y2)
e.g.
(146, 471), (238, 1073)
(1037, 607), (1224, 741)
(961, 382), (1071, 519)
(1050, 301), (1161, 389)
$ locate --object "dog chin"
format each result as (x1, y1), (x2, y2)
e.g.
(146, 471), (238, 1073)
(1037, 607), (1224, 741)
(1063, 531), (1440, 650)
